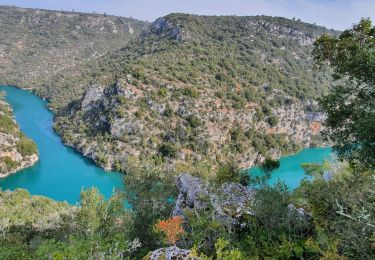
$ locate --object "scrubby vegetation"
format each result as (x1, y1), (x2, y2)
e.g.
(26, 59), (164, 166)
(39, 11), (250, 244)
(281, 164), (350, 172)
(1, 159), (373, 259)
(0, 93), (38, 175)
(16, 135), (38, 157)
(0, 10), (373, 260)
(54, 14), (336, 171)
(0, 6), (148, 108)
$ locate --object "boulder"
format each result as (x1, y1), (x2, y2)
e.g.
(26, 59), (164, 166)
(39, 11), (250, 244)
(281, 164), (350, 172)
(173, 174), (255, 226)
(145, 246), (195, 260)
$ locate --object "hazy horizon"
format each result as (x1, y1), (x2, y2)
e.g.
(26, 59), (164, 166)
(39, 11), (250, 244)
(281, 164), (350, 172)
(0, 0), (374, 30)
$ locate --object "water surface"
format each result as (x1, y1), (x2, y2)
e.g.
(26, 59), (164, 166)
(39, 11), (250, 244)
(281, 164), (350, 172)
(248, 147), (333, 189)
(0, 85), (123, 204)
(1, 85), (332, 203)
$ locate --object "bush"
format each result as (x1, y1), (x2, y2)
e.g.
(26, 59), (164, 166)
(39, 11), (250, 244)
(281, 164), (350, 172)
(16, 137), (37, 157)
(182, 87), (199, 98)
(159, 142), (178, 158)
(186, 115), (202, 128)
(2, 156), (19, 170)
(215, 162), (240, 185)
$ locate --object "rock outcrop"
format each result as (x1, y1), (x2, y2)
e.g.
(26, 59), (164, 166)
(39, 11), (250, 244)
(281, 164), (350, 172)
(144, 246), (195, 260)
(173, 174), (256, 226)
(145, 17), (186, 41)
(54, 14), (334, 172)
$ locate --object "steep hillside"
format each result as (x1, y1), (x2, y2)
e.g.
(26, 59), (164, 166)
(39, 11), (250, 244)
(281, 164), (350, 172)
(0, 93), (38, 177)
(54, 14), (337, 172)
(0, 5), (148, 108)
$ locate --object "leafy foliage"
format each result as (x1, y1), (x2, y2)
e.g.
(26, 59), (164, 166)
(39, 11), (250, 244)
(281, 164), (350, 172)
(16, 135), (38, 156)
(154, 216), (184, 245)
(313, 18), (375, 168)
(0, 98), (38, 174)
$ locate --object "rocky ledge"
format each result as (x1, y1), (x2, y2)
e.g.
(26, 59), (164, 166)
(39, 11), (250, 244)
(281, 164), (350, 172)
(173, 173), (256, 226)
(144, 246), (195, 260)
(172, 173), (310, 226)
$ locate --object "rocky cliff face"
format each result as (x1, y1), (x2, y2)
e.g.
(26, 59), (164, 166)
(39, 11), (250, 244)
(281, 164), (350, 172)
(144, 17), (186, 41)
(56, 77), (326, 171)
(53, 14), (334, 172)
(0, 99), (38, 177)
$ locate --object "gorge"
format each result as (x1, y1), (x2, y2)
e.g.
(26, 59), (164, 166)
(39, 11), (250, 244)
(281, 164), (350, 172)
(0, 3), (373, 259)
(0, 85), (123, 203)
(0, 85), (331, 203)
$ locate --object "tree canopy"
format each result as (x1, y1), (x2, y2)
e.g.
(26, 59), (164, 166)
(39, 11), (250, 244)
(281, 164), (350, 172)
(313, 18), (375, 168)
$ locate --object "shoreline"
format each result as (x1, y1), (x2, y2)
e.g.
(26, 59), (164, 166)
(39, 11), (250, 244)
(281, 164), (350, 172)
(241, 145), (332, 172)
(0, 154), (39, 179)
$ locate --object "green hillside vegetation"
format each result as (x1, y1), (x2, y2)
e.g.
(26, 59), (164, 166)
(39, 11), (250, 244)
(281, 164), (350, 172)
(100, 14), (336, 99)
(0, 13), (373, 260)
(0, 5), (148, 109)
(1, 160), (373, 259)
(55, 14), (337, 171)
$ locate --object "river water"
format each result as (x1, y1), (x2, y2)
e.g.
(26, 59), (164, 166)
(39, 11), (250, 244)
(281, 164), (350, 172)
(0, 85), (123, 204)
(0, 85), (332, 203)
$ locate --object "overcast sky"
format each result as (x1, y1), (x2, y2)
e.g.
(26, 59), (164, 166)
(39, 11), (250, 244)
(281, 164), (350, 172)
(0, 0), (374, 30)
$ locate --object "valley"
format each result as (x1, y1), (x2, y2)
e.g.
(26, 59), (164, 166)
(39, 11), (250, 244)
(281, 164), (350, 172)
(0, 4), (373, 259)
(0, 7), (337, 172)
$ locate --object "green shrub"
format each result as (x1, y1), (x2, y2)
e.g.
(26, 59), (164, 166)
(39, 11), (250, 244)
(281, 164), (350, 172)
(186, 115), (202, 128)
(0, 114), (16, 134)
(215, 162), (240, 185)
(2, 156), (19, 170)
(16, 137), (37, 157)
(159, 142), (178, 158)
(182, 87), (199, 98)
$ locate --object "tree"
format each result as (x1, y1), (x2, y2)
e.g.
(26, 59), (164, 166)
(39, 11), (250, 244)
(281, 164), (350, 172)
(159, 142), (178, 158)
(313, 18), (375, 168)
(123, 162), (178, 256)
(154, 216), (184, 245)
(252, 158), (280, 186)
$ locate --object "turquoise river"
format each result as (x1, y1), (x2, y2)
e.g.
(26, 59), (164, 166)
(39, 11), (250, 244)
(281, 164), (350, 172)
(0, 85), (332, 203)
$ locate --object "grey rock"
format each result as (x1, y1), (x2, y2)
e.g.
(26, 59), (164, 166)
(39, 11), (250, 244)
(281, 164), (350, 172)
(147, 246), (195, 260)
(173, 174), (255, 226)
(147, 18), (185, 41)
(110, 119), (143, 137)
(81, 86), (104, 111)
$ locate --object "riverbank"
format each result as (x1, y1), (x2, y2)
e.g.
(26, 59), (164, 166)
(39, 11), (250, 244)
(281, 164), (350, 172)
(0, 97), (39, 177)
(0, 85), (123, 204)
(0, 85), (333, 202)
(248, 146), (333, 189)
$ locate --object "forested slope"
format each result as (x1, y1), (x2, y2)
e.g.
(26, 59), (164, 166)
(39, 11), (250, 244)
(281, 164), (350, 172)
(0, 5), (148, 108)
(55, 14), (338, 171)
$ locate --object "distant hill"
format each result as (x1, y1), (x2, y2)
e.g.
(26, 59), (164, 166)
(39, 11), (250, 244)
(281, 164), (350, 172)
(53, 14), (338, 171)
(0, 5), (149, 108)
